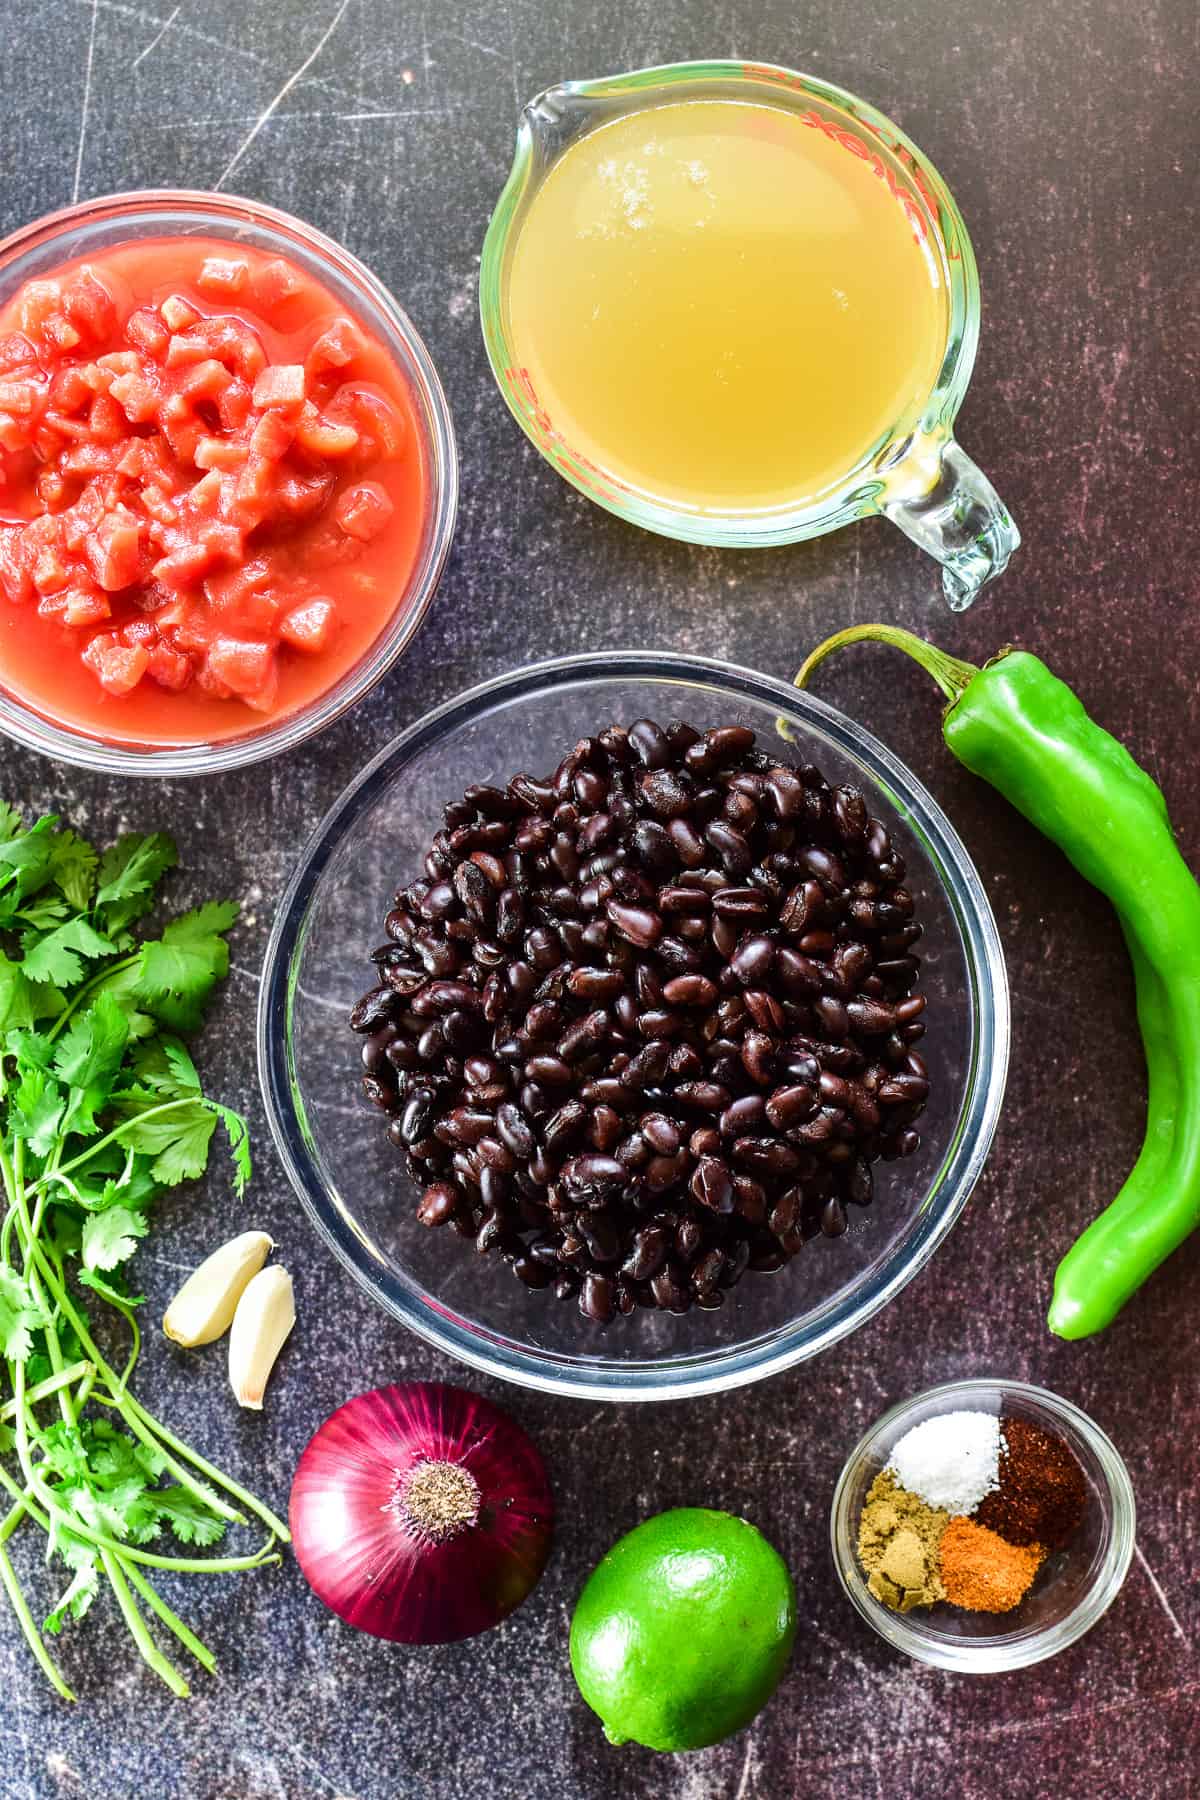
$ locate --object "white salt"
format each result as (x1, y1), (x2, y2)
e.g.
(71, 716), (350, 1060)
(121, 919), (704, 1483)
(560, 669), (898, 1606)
(886, 1410), (1001, 1514)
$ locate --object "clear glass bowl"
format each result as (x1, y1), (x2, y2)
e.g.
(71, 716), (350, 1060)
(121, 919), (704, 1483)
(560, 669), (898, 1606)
(831, 1377), (1136, 1671)
(0, 190), (457, 775)
(258, 651), (1009, 1401)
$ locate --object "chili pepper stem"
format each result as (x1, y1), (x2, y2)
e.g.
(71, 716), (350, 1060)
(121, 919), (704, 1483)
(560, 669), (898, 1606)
(794, 624), (981, 706)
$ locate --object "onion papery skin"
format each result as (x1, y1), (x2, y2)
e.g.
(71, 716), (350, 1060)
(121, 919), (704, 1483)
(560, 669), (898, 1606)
(289, 1382), (554, 1644)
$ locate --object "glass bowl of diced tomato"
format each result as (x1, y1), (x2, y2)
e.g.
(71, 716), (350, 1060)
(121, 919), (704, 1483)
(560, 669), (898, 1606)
(0, 190), (457, 773)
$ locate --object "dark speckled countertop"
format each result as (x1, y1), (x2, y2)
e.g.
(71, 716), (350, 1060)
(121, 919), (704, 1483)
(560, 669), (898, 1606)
(1, 1), (1198, 1795)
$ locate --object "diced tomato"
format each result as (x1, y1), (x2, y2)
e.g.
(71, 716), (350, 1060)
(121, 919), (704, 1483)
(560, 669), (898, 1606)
(85, 511), (142, 591)
(204, 557), (270, 608)
(250, 407), (296, 459)
(125, 308), (171, 359)
(61, 443), (122, 477)
(205, 634), (275, 700)
(335, 479), (394, 542)
(153, 541), (216, 589)
(194, 435), (248, 472)
(109, 368), (160, 423)
(197, 257), (250, 300)
(272, 469), (334, 522)
(279, 597), (335, 653)
(185, 469), (223, 515)
(251, 258), (304, 312)
(183, 315), (267, 381)
(34, 468), (69, 509)
(295, 401), (359, 459)
(0, 332), (38, 374)
(45, 315), (83, 353)
(252, 364), (306, 411)
(61, 268), (116, 344)
(0, 526), (33, 603)
(120, 617), (159, 647)
(81, 633), (147, 694)
(146, 643), (193, 690)
(159, 295), (200, 333)
(305, 318), (365, 377)
(0, 377), (42, 417)
(158, 595), (213, 654)
(217, 377), (253, 431)
(0, 413), (27, 454)
(63, 587), (111, 627)
(32, 552), (69, 596)
(87, 393), (126, 444)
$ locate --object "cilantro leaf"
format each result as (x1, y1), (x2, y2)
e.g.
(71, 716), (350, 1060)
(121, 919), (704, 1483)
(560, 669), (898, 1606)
(124, 1035), (201, 1100)
(216, 1102), (252, 1199)
(81, 1205), (149, 1273)
(0, 802), (23, 843)
(118, 1098), (218, 1187)
(44, 1553), (99, 1634)
(0, 955), (62, 1033)
(53, 993), (130, 1136)
(154, 1485), (226, 1548)
(0, 815), (57, 898)
(94, 833), (177, 933)
(0, 1268), (43, 1362)
(136, 901), (238, 1032)
(21, 915), (117, 988)
(47, 829), (98, 912)
(77, 1267), (146, 1309)
(9, 1069), (66, 1160)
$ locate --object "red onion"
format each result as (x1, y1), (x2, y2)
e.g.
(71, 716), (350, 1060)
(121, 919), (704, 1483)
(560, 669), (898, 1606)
(289, 1381), (554, 1643)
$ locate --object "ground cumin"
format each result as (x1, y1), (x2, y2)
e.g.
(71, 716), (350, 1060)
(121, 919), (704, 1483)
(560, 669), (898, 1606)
(939, 1517), (1045, 1612)
(857, 1470), (948, 1612)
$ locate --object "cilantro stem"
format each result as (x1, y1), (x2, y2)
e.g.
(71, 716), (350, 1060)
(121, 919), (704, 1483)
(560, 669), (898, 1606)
(0, 1361), (92, 1425)
(99, 1546), (189, 1698)
(0, 1540), (75, 1702)
(117, 1395), (292, 1544)
(11, 1361), (275, 1573)
(14, 1225), (245, 1527)
(123, 1562), (217, 1675)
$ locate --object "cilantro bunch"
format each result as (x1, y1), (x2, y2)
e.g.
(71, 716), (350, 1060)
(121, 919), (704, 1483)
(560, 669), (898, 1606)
(0, 805), (288, 1700)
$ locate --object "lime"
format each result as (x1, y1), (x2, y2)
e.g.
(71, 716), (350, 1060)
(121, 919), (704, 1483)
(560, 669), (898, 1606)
(569, 1507), (796, 1752)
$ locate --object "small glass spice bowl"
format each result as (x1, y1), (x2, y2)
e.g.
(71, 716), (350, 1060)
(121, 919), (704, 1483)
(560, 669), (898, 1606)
(830, 1378), (1135, 1672)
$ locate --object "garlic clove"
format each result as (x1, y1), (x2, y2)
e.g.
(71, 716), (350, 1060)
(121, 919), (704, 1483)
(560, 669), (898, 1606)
(163, 1230), (274, 1348)
(228, 1266), (295, 1410)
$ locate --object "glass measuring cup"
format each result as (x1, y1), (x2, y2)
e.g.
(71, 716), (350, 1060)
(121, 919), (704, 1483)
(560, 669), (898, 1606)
(480, 60), (1020, 610)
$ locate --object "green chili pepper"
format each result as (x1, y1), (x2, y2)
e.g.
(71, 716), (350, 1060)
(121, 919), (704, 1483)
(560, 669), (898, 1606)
(795, 623), (1200, 1340)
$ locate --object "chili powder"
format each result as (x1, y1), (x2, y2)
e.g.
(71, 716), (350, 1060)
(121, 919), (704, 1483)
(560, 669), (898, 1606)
(975, 1418), (1086, 1550)
(939, 1519), (1044, 1613)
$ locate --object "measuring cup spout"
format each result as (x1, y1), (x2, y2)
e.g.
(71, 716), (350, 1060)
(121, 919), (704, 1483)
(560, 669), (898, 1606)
(883, 433), (1020, 610)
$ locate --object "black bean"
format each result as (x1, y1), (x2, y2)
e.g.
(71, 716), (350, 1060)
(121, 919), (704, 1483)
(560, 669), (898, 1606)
(628, 718), (671, 769)
(765, 1085), (816, 1130)
(639, 769), (693, 817)
(660, 973), (717, 1007)
(605, 899), (662, 948)
(349, 986), (397, 1033)
(690, 1158), (734, 1213)
(417, 1182), (457, 1226)
(352, 720), (930, 1325)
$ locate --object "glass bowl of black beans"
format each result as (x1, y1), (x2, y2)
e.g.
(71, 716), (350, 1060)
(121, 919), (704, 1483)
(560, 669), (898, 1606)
(258, 651), (1009, 1400)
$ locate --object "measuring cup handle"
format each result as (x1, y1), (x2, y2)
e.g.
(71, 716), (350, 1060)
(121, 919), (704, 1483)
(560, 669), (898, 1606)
(883, 434), (1021, 611)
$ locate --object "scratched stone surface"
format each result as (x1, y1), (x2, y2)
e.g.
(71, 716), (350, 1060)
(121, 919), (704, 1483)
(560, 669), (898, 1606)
(0, 0), (1198, 1795)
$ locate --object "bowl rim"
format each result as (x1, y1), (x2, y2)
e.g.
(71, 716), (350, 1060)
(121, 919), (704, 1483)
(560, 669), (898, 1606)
(0, 187), (458, 776)
(257, 648), (1010, 1400)
(829, 1375), (1137, 1671)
